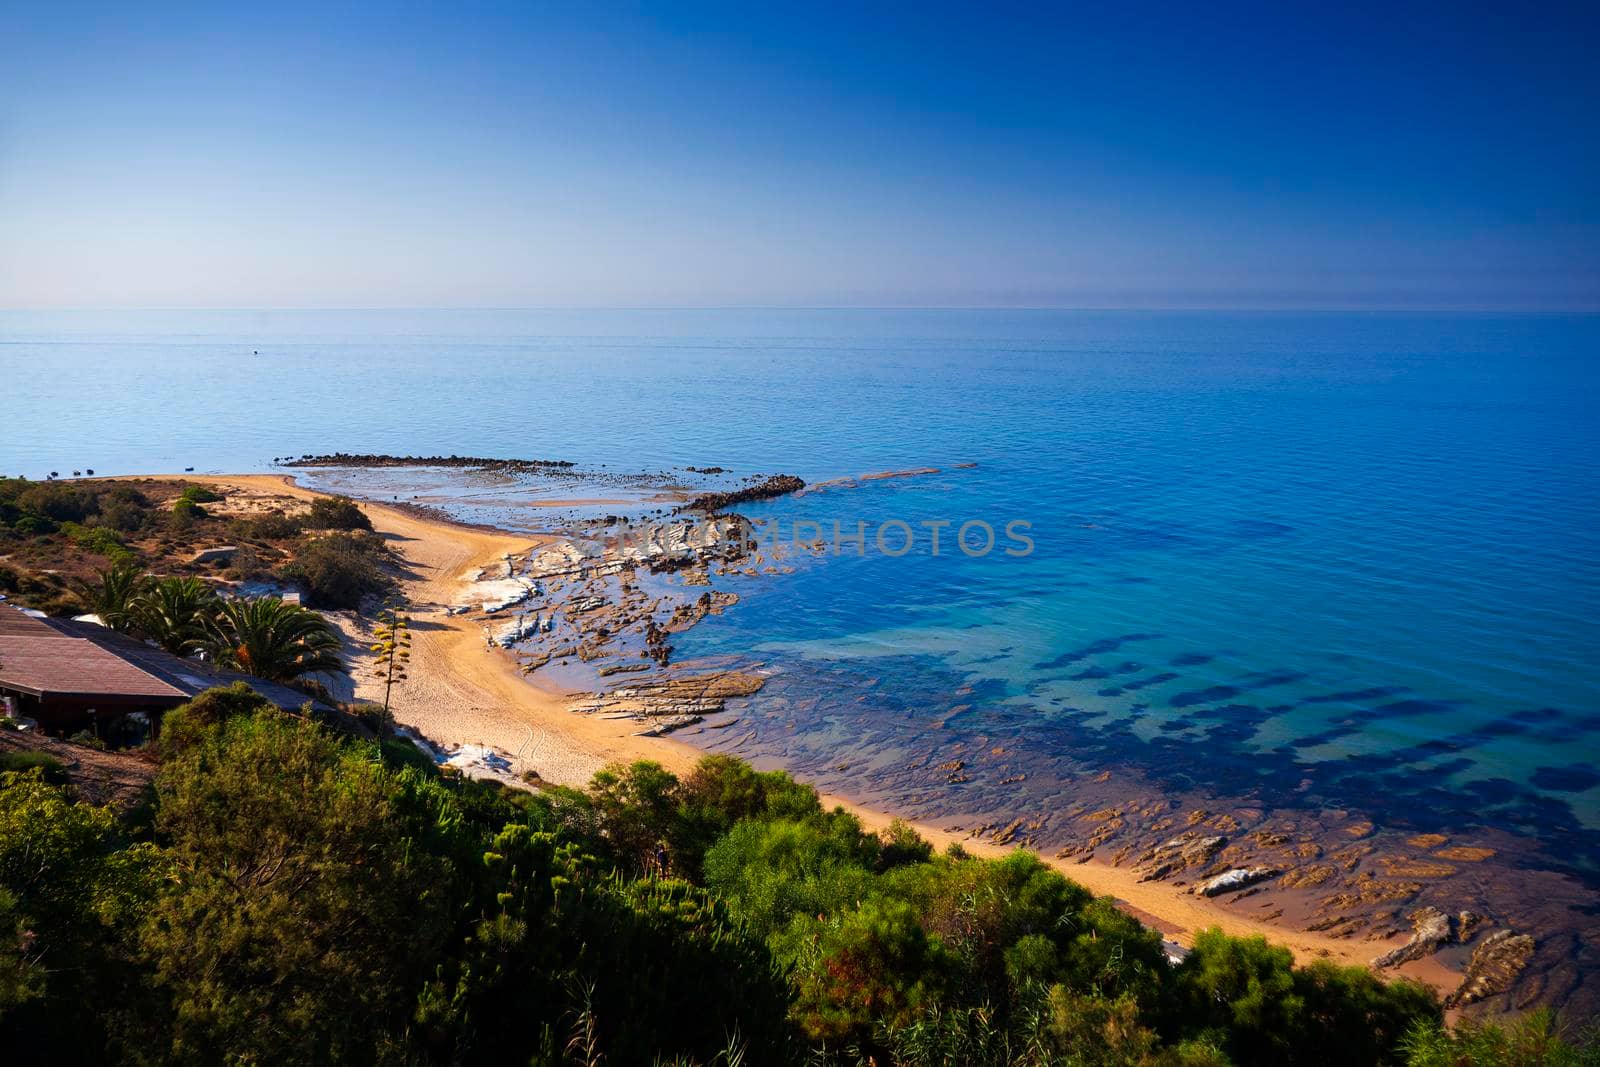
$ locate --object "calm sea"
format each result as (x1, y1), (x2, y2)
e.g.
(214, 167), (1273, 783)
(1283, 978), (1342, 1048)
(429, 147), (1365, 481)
(4, 309), (1598, 857)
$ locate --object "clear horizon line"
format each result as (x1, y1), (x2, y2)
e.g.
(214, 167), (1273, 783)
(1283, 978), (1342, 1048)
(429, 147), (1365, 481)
(2, 303), (1597, 315)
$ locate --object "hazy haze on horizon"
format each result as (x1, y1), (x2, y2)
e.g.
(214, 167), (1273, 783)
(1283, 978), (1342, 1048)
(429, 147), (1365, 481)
(1, 2), (1596, 310)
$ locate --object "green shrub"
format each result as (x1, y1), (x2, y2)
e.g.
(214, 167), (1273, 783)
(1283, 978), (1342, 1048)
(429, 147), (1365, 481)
(305, 495), (372, 531)
(877, 817), (934, 871)
(178, 484), (222, 504)
(702, 816), (879, 940)
(791, 897), (951, 1045)
(65, 730), (107, 751)
(377, 735), (435, 774)
(0, 750), (67, 785)
(60, 522), (132, 561)
(15, 483), (97, 523)
(221, 544), (271, 581)
(96, 498), (146, 533)
(138, 703), (456, 1063)
(282, 532), (391, 609)
(0, 767), (157, 1057)
(237, 511), (307, 540)
(587, 759), (683, 872)
(1401, 1007), (1599, 1066)
(169, 497), (204, 528)
(0, 703), (1539, 1066)
(158, 683), (277, 756)
(101, 485), (149, 509)
(1168, 927), (1438, 1065)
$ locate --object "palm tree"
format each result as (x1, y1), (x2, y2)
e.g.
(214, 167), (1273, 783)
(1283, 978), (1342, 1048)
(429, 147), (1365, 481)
(133, 576), (220, 655)
(78, 558), (150, 631)
(206, 596), (345, 685)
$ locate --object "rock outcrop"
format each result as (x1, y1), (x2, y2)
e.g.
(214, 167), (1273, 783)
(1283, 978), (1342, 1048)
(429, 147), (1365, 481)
(682, 474), (805, 513)
(1373, 906), (1454, 968)
(1195, 867), (1282, 897)
(1136, 833), (1226, 882)
(1445, 930), (1536, 1008)
(283, 452), (573, 470)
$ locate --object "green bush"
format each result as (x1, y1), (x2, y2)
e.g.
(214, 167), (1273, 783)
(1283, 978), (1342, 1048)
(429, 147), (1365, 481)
(158, 681), (275, 755)
(60, 522), (132, 561)
(795, 897), (951, 1045)
(1401, 1007), (1600, 1066)
(0, 691), (1550, 1067)
(14, 483), (97, 524)
(0, 750), (67, 785)
(238, 511), (307, 540)
(703, 816), (879, 940)
(305, 495), (372, 531)
(0, 481), (159, 544)
(178, 485), (222, 504)
(0, 765), (156, 1058)
(96, 498), (146, 533)
(281, 531), (391, 609)
(1168, 928), (1440, 1066)
(65, 730), (107, 751)
(11, 515), (54, 536)
(101, 485), (149, 509)
(878, 817), (934, 871)
(221, 543), (271, 581)
(169, 497), (204, 528)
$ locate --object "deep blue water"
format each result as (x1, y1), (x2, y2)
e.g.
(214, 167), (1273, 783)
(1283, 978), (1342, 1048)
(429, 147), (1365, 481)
(5, 309), (1598, 845)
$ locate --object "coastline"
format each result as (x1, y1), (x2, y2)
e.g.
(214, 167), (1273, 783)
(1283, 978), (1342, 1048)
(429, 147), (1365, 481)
(177, 473), (1461, 997)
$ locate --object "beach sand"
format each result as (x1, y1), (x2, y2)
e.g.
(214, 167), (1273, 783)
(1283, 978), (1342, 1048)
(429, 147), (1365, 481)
(190, 474), (1457, 995)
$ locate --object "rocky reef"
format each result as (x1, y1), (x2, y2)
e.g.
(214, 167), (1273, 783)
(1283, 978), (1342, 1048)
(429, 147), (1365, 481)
(681, 474), (805, 513)
(1446, 930), (1537, 1008)
(282, 452), (575, 470)
(404, 456), (1588, 1020)
(443, 498), (788, 739)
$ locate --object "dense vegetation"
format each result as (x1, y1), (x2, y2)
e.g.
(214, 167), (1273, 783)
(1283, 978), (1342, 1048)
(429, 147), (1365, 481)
(0, 478), (390, 614)
(76, 562), (344, 686)
(3, 686), (1592, 1065)
(279, 529), (390, 608)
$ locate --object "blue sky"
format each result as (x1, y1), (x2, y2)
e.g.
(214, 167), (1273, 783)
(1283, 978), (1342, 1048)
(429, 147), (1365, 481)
(1, 2), (1596, 308)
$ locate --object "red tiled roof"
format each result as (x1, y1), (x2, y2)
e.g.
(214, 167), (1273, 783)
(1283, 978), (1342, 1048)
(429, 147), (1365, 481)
(0, 634), (183, 699)
(0, 605), (329, 710)
(0, 609), (59, 637)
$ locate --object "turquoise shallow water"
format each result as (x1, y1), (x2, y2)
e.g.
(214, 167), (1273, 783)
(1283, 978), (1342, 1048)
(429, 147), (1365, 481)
(4, 309), (1598, 858)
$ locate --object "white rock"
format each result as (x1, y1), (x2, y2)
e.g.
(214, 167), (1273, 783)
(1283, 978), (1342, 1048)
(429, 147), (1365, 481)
(1196, 867), (1281, 897)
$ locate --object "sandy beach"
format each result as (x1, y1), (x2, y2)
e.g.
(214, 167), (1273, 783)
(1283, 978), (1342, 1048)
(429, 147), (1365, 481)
(193, 473), (1457, 996)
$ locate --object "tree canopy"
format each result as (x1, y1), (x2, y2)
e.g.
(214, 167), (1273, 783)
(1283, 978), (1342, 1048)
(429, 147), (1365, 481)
(1, 688), (1592, 1066)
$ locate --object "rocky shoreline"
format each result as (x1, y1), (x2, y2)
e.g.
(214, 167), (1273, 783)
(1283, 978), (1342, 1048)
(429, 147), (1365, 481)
(446, 505), (796, 741)
(685, 673), (1593, 1016)
(281, 452), (576, 471)
(330, 461), (1589, 1019)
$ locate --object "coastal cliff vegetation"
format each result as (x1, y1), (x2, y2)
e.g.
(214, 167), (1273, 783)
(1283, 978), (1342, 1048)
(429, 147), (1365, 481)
(3, 686), (1594, 1065)
(0, 477), (389, 614)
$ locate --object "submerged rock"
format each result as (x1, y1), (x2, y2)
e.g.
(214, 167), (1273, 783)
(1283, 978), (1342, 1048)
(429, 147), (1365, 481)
(1137, 833), (1226, 882)
(597, 662), (651, 677)
(635, 714), (702, 737)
